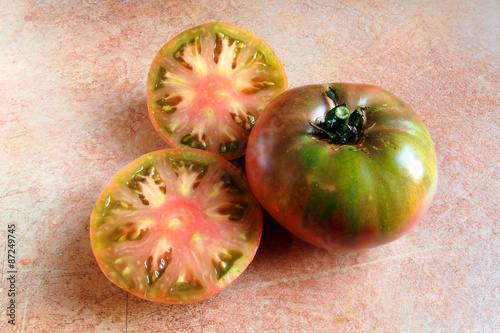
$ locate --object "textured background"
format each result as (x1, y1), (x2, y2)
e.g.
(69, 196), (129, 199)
(1, 0), (499, 332)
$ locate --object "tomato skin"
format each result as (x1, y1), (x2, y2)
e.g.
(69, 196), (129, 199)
(246, 83), (438, 250)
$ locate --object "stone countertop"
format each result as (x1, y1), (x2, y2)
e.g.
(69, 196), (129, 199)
(1, 1), (498, 332)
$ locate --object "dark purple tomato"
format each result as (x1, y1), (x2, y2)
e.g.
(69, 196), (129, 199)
(246, 83), (438, 250)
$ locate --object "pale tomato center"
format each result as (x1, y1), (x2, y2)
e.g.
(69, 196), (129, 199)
(158, 199), (196, 229)
(192, 73), (234, 113)
(154, 198), (216, 249)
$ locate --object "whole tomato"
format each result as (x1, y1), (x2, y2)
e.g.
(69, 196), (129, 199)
(245, 83), (438, 250)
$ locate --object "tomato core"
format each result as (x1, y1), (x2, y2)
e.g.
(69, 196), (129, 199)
(192, 73), (234, 113)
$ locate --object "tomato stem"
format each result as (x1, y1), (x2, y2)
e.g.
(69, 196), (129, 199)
(310, 87), (367, 145)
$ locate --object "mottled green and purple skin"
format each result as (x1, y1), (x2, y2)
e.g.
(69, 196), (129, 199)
(246, 83), (438, 250)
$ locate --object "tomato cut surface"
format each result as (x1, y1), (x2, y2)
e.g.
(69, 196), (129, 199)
(147, 22), (288, 159)
(90, 149), (262, 304)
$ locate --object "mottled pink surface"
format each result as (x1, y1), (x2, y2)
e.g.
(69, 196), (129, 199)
(1, 1), (499, 332)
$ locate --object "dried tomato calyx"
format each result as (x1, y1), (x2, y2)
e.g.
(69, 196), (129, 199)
(310, 87), (367, 145)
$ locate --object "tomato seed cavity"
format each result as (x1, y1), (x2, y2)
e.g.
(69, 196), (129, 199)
(216, 202), (247, 221)
(171, 278), (203, 292)
(180, 133), (207, 150)
(145, 248), (172, 286)
(212, 250), (243, 280)
(219, 141), (239, 155)
(154, 67), (167, 90)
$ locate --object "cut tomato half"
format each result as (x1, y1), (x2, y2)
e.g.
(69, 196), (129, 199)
(90, 148), (262, 304)
(147, 22), (288, 159)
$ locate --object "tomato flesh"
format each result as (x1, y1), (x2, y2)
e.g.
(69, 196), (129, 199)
(90, 149), (262, 303)
(246, 83), (438, 250)
(147, 22), (288, 159)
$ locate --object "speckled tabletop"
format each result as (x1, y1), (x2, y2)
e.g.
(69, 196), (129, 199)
(1, 1), (499, 332)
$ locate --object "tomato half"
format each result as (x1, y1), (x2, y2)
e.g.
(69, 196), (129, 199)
(147, 22), (288, 160)
(245, 83), (438, 250)
(90, 149), (262, 304)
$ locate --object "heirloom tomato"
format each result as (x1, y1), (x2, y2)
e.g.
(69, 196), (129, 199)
(147, 22), (287, 160)
(245, 83), (438, 250)
(90, 149), (262, 304)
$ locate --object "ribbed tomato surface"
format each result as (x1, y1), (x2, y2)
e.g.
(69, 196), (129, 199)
(246, 83), (437, 250)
